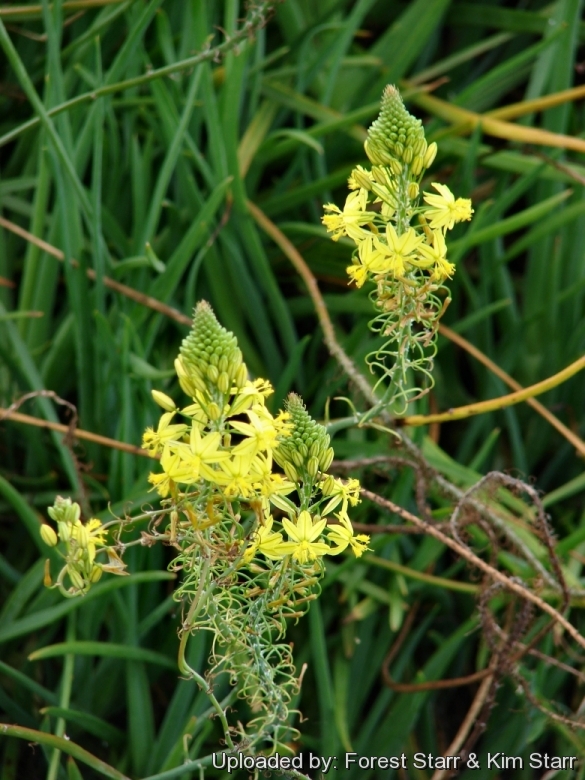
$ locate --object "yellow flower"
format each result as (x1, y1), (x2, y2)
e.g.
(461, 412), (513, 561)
(278, 510), (330, 564)
(142, 411), (188, 456)
(229, 378), (273, 416)
(422, 183), (473, 231)
(242, 514), (286, 563)
(248, 453), (296, 499)
(321, 477), (361, 516)
(327, 511), (370, 558)
(375, 224), (424, 278)
(231, 406), (289, 457)
(215, 453), (256, 497)
(177, 427), (231, 482)
(322, 190), (376, 243)
(417, 228), (455, 281)
(346, 262), (369, 288)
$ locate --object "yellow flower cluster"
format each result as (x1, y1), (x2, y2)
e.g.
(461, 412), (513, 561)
(322, 86), (473, 291)
(40, 497), (126, 597)
(143, 302), (369, 566)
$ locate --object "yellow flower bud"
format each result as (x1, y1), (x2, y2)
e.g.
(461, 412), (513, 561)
(413, 137), (427, 157)
(306, 456), (319, 479)
(351, 168), (373, 191)
(151, 389), (176, 412)
(217, 371), (230, 394)
(218, 355), (229, 373)
(43, 559), (52, 587)
(208, 402), (221, 421)
(389, 159), (402, 176)
(423, 141), (437, 169)
(407, 182), (419, 200)
(40, 523), (58, 547)
(57, 520), (71, 543)
(319, 447), (335, 472)
(403, 146), (413, 164)
(411, 155), (424, 176)
(291, 450), (305, 468)
(76, 524), (90, 549)
(283, 462), (299, 483)
(234, 364), (248, 388)
(67, 565), (86, 591)
(89, 565), (103, 583)
(207, 364), (219, 383)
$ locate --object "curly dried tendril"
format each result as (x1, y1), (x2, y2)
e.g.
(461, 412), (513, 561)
(323, 85), (473, 414)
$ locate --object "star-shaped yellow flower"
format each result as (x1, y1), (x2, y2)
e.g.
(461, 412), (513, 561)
(422, 182), (473, 231)
(322, 190), (376, 243)
(375, 225), (425, 278)
(327, 511), (370, 558)
(278, 510), (330, 564)
(417, 228), (455, 281)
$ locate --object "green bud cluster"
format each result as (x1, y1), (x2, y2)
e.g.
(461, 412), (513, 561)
(274, 394), (334, 482)
(179, 301), (246, 395)
(48, 496), (80, 526)
(365, 85), (427, 169)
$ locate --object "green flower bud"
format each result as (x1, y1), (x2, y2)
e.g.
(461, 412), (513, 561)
(207, 364), (219, 383)
(283, 461), (299, 483)
(207, 402), (221, 421)
(367, 85), (425, 165)
(76, 524), (90, 550)
(217, 371), (230, 394)
(407, 182), (419, 200)
(40, 524), (58, 547)
(218, 355), (229, 373)
(319, 447), (335, 472)
(57, 520), (71, 543)
(180, 301), (241, 379)
(291, 450), (305, 468)
(306, 456), (319, 479)
(423, 141), (438, 169)
(234, 363), (248, 388)
(411, 155), (424, 177)
(413, 137), (427, 157)
(389, 158), (402, 176)
(67, 565), (85, 591)
(403, 146), (414, 164)
(351, 168), (373, 191)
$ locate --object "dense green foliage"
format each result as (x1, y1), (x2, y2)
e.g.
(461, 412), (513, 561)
(1, 1), (585, 778)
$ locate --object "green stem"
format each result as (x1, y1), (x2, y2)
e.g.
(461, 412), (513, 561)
(0, 725), (131, 780)
(46, 613), (76, 780)
(177, 558), (235, 751)
(0, 1), (275, 150)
